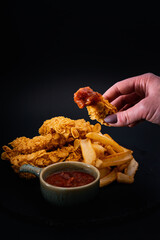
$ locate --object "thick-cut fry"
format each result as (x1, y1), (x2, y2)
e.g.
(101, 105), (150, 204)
(124, 158), (139, 177)
(117, 172), (134, 184)
(99, 151), (133, 168)
(95, 159), (103, 168)
(106, 145), (116, 155)
(100, 168), (117, 187)
(80, 139), (96, 165)
(99, 167), (111, 179)
(86, 132), (124, 152)
(92, 143), (106, 158)
(103, 133), (112, 139)
(117, 162), (129, 172)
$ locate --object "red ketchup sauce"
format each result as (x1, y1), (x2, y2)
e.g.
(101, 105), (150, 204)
(45, 171), (95, 188)
(74, 86), (102, 109)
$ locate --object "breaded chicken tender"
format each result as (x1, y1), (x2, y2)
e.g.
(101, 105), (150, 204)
(8, 145), (82, 178)
(74, 87), (117, 126)
(9, 134), (66, 155)
(39, 116), (95, 139)
(9, 145), (80, 168)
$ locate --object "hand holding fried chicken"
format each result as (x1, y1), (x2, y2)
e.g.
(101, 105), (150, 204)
(103, 73), (160, 127)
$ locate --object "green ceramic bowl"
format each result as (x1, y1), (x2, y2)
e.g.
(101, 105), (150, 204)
(20, 161), (100, 206)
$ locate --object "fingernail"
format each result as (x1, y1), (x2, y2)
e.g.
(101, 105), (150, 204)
(104, 114), (117, 124)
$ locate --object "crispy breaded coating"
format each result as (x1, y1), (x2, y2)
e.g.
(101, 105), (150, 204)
(9, 133), (66, 155)
(39, 116), (96, 139)
(39, 117), (74, 135)
(7, 145), (82, 169)
(87, 98), (117, 126)
(10, 150), (49, 167)
(10, 145), (83, 179)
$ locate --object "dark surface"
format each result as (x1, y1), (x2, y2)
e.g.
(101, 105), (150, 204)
(0, 148), (160, 227)
(1, 2), (160, 239)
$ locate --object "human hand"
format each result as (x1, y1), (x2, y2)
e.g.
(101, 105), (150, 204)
(103, 73), (160, 127)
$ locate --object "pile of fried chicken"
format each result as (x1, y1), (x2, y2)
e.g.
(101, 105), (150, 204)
(1, 117), (101, 178)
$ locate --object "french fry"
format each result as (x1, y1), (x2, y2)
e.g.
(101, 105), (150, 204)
(86, 132), (124, 152)
(124, 158), (139, 177)
(117, 172), (134, 184)
(95, 159), (103, 168)
(104, 134), (131, 152)
(106, 145), (116, 155)
(117, 162), (129, 172)
(104, 134), (130, 153)
(103, 133), (112, 139)
(99, 150), (133, 168)
(99, 167), (111, 179)
(92, 143), (106, 158)
(80, 139), (96, 165)
(100, 168), (117, 187)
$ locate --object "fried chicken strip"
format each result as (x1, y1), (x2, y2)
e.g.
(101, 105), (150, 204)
(39, 116), (98, 138)
(74, 87), (117, 126)
(1, 116), (99, 178)
(4, 144), (82, 177)
(1, 117), (100, 162)
(2, 133), (66, 157)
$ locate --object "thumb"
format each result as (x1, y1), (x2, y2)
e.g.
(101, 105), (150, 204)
(104, 100), (146, 127)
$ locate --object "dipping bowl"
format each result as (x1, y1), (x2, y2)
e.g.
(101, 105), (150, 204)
(20, 161), (100, 206)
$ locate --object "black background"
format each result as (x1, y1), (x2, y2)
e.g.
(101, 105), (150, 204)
(1, 1), (160, 239)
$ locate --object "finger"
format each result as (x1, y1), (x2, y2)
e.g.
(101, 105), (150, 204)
(118, 99), (141, 112)
(119, 103), (137, 112)
(103, 74), (147, 102)
(104, 99), (146, 127)
(111, 92), (141, 111)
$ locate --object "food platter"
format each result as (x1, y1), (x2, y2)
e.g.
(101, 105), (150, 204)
(0, 147), (160, 227)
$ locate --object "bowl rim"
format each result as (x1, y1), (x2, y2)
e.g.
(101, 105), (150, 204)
(40, 161), (100, 190)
